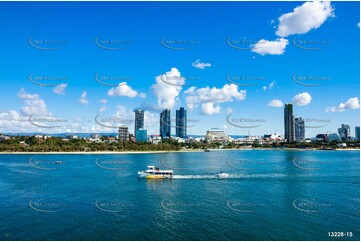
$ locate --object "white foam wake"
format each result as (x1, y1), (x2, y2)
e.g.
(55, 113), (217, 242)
(172, 173), (288, 179)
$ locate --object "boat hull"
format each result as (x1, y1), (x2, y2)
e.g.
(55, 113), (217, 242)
(137, 172), (172, 179)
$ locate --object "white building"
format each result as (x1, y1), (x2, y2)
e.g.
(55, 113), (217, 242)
(150, 135), (162, 144)
(205, 128), (230, 143)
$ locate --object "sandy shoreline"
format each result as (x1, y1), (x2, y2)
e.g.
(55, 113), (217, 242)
(0, 148), (359, 154)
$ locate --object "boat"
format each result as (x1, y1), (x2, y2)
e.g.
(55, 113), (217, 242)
(217, 172), (230, 179)
(204, 149), (211, 152)
(137, 166), (173, 179)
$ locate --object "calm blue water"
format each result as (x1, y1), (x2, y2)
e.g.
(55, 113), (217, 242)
(0, 150), (359, 241)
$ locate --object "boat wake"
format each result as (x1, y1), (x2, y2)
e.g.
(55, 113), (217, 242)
(172, 173), (288, 179)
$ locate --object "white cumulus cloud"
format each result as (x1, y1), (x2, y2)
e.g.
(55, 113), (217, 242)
(107, 82), (142, 98)
(326, 97), (360, 112)
(201, 102), (221, 115)
(53, 83), (68, 95)
(79, 91), (89, 105)
(150, 68), (184, 109)
(276, 1), (334, 37)
(292, 92), (312, 106)
(18, 88), (49, 116)
(268, 99), (283, 107)
(251, 38), (288, 56)
(184, 84), (246, 115)
(192, 59), (211, 69)
(263, 81), (276, 90)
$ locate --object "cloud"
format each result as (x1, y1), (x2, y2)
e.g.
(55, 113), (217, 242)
(138, 92), (147, 98)
(268, 99), (283, 107)
(150, 68), (184, 109)
(326, 97), (360, 112)
(107, 82), (143, 98)
(79, 91), (89, 105)
(200, 103), (221, 115)
(18, 88), (49, 116)
(184, 84), (246, 115)
(276, 1), (334, 37)
(263, 81), (276, 90)
(98, 99), (107, 104)
(134, 102), (163, 113)
(251, 38), (288, 56)
(292, 92), (312, 106)
(192, 59), (211, 69)
(144, 111), (159, 134)
(53, 83), (68, 95)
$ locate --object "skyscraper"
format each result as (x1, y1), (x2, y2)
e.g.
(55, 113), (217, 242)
(355, 126), (360, 141)
(338, 124), (351, 141)
(160, 109), (171, 139)
(134, 110), (144, 137)
(176, 107), (187, 138)
(284, 103), (295, 143)
(295, 117), (305, 142)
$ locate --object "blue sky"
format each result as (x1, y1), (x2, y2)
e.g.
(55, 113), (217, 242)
(0, 1), (359, 137)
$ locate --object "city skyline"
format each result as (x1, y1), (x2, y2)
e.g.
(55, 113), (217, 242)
(0, 1), (359, 137)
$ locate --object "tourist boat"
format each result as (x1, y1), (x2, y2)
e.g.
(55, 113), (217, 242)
(217, 172), (230, 179)
(137, 166), (173, 179)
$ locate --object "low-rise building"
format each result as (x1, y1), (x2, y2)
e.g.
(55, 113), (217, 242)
(91, 133), (101, 139)
(135, 129), (148, 142)
(205, 128), (230, 143)
(150, 134), (162, 144)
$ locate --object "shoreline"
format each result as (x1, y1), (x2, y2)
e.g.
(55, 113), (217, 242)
(0, 148), (359, 154)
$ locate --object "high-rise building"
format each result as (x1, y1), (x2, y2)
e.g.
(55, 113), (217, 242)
(135, 129), (147, 142)
(355, 126), (360, 141)
(176, 107), (187, 138)
(134, 110), (144, 138)
(118, 126), (129, 141)
(284, 103), (295, 143)
(338, 124), (351, 141)
(295, 117), (305, 142)
(160, 109), (171, 139)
